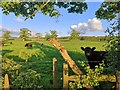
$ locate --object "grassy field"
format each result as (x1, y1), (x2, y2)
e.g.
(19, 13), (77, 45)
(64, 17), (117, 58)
(1, 39), (107, 88)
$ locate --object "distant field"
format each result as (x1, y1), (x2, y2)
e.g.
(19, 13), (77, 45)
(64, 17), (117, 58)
(1, 39), (107, 88)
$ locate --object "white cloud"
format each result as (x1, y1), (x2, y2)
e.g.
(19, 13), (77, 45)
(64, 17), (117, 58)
(71, 25), (78, 30)
(88, 18), (103, 31)
(16, 17), (24, 22)
(0, 25), (19, 35)
(71, 18), (104, 34)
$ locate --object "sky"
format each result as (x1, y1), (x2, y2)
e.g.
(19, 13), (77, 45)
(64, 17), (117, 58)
(0, 2), (113, 37)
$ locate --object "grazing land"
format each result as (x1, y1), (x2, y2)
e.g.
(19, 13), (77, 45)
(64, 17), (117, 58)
(1, 38), (107, 88)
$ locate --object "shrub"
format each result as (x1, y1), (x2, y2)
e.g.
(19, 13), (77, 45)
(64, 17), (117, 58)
(12, 69), (42, 89)
(69, 61), (105, 89)
(2, 58), (21, 75)
(2, 58), (22, 88)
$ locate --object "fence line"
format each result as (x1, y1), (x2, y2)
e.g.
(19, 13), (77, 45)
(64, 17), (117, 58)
(3, 58), (120, 90)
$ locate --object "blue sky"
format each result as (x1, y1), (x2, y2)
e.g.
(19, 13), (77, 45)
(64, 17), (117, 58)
(0, 2), (112, 37)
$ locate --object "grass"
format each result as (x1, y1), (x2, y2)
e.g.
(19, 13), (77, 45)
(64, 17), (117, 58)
(1, 39), (107, 88)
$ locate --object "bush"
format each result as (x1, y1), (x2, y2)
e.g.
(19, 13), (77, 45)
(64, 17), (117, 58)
(2, 58), (22, 88)
(2, 58), (21, 76)
(2, 57), (43, 89)
(12, 69), (43, 89)
(69, 61), (105, 89)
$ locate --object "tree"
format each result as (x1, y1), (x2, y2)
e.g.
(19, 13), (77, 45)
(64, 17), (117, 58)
(2, 31), (11, 40)
(19, 28), (31, 41)
(95, 2), (120, 20)
(45, 32), (51, 40)
(104, 18), (120, 74)
(50, 30), (58, 39)
(0, 2), (88, 19)
(69, 29), (80, 40)
(44, 30), (58, 40)
(36, 33), (42, 40)
(96, 1), (120, 74)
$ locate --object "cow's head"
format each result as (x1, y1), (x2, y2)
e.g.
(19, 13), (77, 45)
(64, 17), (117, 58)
(81, 47), (96, 56)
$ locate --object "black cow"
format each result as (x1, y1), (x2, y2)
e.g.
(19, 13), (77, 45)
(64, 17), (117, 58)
(41, 43), (44, 46)
(25, 43), (32, 47)
(81, 47), (108, 69)
(10, 42), (12, 44)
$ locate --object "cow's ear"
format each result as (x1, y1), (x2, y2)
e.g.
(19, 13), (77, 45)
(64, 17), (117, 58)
(92, 47), (96, 51)
(81, 47), (85, 51)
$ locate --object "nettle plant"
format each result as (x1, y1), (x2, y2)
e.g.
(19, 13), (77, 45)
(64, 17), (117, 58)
(69, 61), (105, 89)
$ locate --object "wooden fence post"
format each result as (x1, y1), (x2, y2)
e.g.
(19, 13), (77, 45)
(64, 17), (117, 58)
(4, 74), (10, 90)
(53, 58), (58, 89)
(116, 71), (120, 90)
(63, 63), (68, 90)
(49, 38), (83, 75)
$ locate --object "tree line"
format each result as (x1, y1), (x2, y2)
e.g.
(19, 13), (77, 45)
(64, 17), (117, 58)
(2, 28), (81, 41)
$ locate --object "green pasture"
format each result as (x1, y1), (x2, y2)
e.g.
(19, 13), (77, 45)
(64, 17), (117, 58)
(1, 39), (107, 88)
